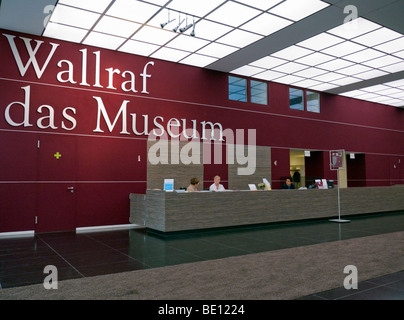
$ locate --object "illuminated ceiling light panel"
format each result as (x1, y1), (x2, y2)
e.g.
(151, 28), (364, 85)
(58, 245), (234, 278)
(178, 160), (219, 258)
(254, 69), (285, 81)
(363, 55), (402, 68)
(331, 77), (361, 86)
(268, 0), (329, 22)
(50, 5), (100, 29)
(241, 13), (293, 36)
(351, 27), (402, 47)
(355, 69), (389, 80)
(274, 74), (305, 85)
(353, 92), (382, 100)
(236, 0), (284, 11)
(385, 79), (404, 88)
(272, 61), (308, 73)
(362, 84), (391, 92)
(292, 79), (323, 88)
(132, 25), (177, 45)
(217, 29), (263, 48)
(375, 37), (404, 54)
(119, 39), (160, 56)
(313, 72), (344, 82)
(316, 58), (354, 71)
(343, 48), (385, 63)
(196, 42), (238, 58)
(205, 1), (261, 28)
(84, 32), (125, 50)
(180, 54), (218, 67)
(340, 90), (366, 98)
(393, 50), (404, 59)
(167, 0), (225, 17)
(94, 16), (141, 38)
(231, 65), (265, 77)
(249, 56), (287, 69)
(321, 41), (367, 57)
(294, 67), (327, 78)
(186, 19), (233, 41)
(376, 87), (403, 95)
(43, 22), (87, 43)
(336, 64), (373, 76)
(307, 83), (338, 91)
(167, 35), (210, 52)
(380, 61), (404, 73)
(297, 32), (344, 51)
(106, 0), (160, 23)
(151, 47), (190, 62)
(327, 17), (381, 39)
(271, 45), (313, 60)
(378, 98), (403, 105)
(58, 0), (113, 13)
(295, 52), (334, 66)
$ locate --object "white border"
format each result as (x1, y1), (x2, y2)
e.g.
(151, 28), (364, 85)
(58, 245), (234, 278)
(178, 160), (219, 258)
(76, 224), (143, 233)
(0, 230), (34, 238)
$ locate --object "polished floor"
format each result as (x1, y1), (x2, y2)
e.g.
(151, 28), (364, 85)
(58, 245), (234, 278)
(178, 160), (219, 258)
(1, 212), (404, 299)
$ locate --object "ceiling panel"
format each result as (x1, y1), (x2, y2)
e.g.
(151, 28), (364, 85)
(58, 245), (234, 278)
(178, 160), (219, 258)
(0, 0), (403, 107)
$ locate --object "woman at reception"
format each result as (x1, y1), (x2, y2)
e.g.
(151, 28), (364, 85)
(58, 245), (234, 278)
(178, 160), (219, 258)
(209, 175), (226, 191)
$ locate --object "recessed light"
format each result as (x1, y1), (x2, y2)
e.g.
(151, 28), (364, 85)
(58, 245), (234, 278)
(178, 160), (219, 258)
(206, 1), (261, 28)
(151, 47), (190, 62)
(44, 22), (88, 43)
(327, 17), (381, 39)
(241, 13), (292, 36)
(197, 42), (239, 58)
(217, 29), (263, 48)
(271, 45), (313, 60)
(50, 4), (100, 29)
(269, 0), (329, 22)
(180, 54), (218, 67)
(352, 27), (402, 47)
(297, 32), (344, 51)
(119, 40), (160, 56)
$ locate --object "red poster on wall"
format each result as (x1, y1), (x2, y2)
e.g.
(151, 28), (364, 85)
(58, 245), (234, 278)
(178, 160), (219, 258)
(330, 150), (344, 170)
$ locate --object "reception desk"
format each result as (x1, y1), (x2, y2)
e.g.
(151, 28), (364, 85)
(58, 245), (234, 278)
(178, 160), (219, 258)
(129, 185), (404, 233)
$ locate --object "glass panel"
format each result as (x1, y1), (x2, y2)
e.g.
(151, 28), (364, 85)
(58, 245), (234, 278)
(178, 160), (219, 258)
(250, 80), (267, 105)
(229, 76), (247, 102)
(307, 91), (320, 113)
(289, 87), (304, 110)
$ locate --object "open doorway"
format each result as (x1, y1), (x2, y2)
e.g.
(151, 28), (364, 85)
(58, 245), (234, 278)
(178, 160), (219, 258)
(290, 150), (305, 188)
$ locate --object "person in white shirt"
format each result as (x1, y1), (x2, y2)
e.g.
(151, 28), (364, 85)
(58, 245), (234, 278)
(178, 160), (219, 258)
(209, 175), (225, 191)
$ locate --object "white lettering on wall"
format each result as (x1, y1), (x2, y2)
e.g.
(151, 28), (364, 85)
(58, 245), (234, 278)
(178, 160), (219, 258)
(4, 34), (59, 79)
(4, 85), (77, 131)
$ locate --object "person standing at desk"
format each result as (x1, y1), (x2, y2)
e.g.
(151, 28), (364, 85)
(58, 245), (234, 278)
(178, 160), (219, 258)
(187, 178), (200, 192)
(281, 177), (295, 189)
(209, 175), (225, 191)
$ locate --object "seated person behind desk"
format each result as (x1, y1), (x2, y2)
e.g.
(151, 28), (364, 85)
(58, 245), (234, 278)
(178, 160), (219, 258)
(209, 175), (225, 191)
(281, 177), (295, 189)
(187, 178), (200, 192)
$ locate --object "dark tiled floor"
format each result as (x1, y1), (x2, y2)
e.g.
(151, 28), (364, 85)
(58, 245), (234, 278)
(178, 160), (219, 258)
(1, 212), (404, 299)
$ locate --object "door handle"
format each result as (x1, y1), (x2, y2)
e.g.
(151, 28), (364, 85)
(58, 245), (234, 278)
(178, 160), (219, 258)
(67, 186), (74, 193)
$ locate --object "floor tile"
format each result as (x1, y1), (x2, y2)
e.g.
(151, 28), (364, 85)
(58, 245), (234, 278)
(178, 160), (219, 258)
(0, 210), (403, 300)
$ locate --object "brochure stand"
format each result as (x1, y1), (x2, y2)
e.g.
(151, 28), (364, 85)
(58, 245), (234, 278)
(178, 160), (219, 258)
(329, 150), (350, 223)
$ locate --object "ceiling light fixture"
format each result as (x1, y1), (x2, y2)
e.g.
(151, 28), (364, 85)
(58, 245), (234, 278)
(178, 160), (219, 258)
(173, 13), (185, 32)
(160, 10), (176, 28)
(180, 16), (195, 34)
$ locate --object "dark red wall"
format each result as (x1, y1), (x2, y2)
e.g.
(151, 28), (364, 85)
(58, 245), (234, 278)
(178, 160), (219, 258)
(1, 29), (404, 233)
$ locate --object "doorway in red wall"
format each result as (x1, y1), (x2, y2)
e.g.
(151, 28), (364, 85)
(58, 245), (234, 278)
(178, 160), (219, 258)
(35, 135), (77, 233)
